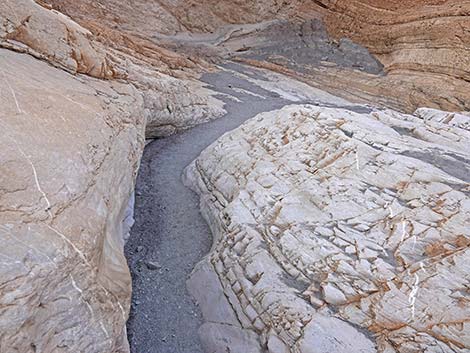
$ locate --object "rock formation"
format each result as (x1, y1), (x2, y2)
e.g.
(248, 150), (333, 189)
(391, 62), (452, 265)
(0, 0), (114, 78)
(184, 105), (470, 353)
(0, 47), (144, 352)
(0, 1), (222, 351)
(40, 0), (470, 113)
(0, 0), (469, 352)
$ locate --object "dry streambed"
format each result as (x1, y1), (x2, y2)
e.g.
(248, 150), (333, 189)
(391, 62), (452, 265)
(127, 63), (470, 353)
(124, 63), (365, 352)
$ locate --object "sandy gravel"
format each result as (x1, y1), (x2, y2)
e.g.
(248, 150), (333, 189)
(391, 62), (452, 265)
(124, 62), (371, 353)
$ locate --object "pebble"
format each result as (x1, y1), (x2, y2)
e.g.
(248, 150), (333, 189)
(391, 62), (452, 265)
(145, 261), (162, 270)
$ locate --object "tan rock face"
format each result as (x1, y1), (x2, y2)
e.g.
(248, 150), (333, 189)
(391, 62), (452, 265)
(0, 1), (226, 351)
(0, 0), (225, 138)
(43, 0), (300, 35)
(184, 105), (470, 352)
(38, 0), (470, 113)
(0, 0), (115, 78)
(232, 0), (470, 113)
(0, 48), (145, 353)
(1, 0), (469, 352)
(316, 0), (470, 112)
(322, 0), (470, 82)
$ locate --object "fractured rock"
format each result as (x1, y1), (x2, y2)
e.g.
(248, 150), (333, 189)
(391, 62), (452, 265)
(184, 104), (470, 353)
(0, 0), (114, 78)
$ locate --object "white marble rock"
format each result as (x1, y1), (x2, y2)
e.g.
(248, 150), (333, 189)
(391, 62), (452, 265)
(184, 104), (470, 353)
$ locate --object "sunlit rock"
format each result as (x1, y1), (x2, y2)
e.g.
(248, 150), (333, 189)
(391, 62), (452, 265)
(185, 104), (470, 353)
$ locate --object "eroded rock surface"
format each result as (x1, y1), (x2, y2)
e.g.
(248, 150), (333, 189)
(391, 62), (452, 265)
(40, 0), (470, 113)
(1, 0), (469, 352)
(0, 48), (145, 352)
(0, 0), (231, 349)
(0, 0), (114, 78)
(184, 105), (470, 353)
(0, 0), (225, 138)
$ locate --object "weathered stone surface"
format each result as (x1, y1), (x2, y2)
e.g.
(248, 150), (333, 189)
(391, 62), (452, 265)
(0, 0), (114, 78)
(414, 108), (470, 130)
(0, 1), (225, 351)
(41, 0), (470, 113)
(0, 48), (145, 353)
(1, 1), (469, 352)
(42, 0), (298, 36)
(131, 66), (224, 138)
(184, 104), (470, 352)
(322, 0), (470, 82)
(317, 0), (470, 113)
(0, 0), (225, 138)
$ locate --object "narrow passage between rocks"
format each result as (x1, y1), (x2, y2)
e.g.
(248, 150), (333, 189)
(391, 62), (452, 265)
(124, 62), (366, 353)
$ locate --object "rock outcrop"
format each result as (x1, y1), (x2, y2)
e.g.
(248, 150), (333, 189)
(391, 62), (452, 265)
(0, 0), (115, 78)
(0, 1), (223, 352)
(323, 0), (470, 82)
(1, 0), (469, 352)
(318, 0), (470, 113)
(191, 0), (469, 113)
(0, 0), (225, 138)
(0, 48), (145, 353)
(39, 0), (470, 113)
(184, 105), (470, 353)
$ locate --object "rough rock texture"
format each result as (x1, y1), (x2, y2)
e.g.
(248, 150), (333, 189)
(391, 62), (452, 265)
(0, 0), (224, 138)
(322, 0), (470, 82)
(184, 105), (470, 353)
(0, 48), (145, 352)
(0, 1), (228, 351)
(0, 1), (226, 352)
(0, 0), (115, 78)
(317, 0), (470, 112)
(1, 0), (469, 352)
(42, 0), (299, 35)
(231, 2), (470, 113)
(172, 0), (468, 112)
(38, 0), (470, 113)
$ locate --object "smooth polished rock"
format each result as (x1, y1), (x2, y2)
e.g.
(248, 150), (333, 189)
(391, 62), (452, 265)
(0, 48), (145, 353)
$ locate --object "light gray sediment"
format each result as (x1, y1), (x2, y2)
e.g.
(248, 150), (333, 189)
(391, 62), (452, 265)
(124, 64), (292, 353)
(124, 62), (373, 352)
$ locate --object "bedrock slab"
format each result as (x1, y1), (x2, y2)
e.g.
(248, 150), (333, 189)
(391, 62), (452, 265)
(184, 105), (470, 353)
(0, 48), (145, 353)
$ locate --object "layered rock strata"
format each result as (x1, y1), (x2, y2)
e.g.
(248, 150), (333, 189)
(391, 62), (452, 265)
(40, 0), (470, 112)
(322, 0), (470, 82)
(1, 0), (469, 352)
(0, 0), (114, 78)
(184, 105), (470, 353)
(0, 0), (224, 138)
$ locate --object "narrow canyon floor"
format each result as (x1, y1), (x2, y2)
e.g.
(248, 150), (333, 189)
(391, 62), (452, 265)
(124, 62), (371, 352)
(2, 2), (470, 353)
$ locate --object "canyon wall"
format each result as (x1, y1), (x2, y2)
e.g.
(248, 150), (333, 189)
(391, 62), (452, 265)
(39, 0), (470, 113)
(0, 47), (144, 352)
(0, 0), (469, 352)
(323, 0), (470, 82)
(320, 0), (470, 112)
(228, 0), (470, 112)
(0, 1), (222, 352)
(184, 105), (470, 353)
